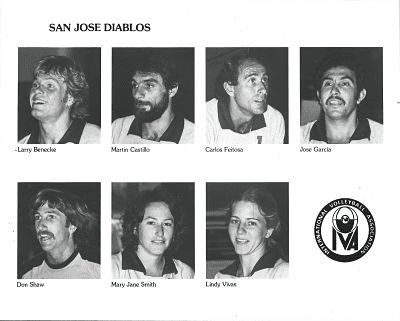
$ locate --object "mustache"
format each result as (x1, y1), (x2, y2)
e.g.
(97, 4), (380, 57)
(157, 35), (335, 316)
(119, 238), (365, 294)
(133, 98), (152, 107)
(326, 95), (345, 104)
(37, 231), (54, 238)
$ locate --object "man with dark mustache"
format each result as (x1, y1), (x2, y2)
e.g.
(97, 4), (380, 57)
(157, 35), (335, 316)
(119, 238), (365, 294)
(206, 53), (285, 144)
(301, 53), (383, 144)
(20, 189), (100, 279)
(112, 52), (194, 144)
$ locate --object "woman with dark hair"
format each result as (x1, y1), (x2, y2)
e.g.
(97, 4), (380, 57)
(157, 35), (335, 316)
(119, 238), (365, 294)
(215, 186), (288, 278)
(112, 188), (194, 279)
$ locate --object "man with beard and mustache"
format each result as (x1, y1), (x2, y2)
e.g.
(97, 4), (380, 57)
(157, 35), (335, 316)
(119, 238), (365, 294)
(112, 53), (194, 144)
(301, 53), (383, 144)
(206, 54), (285, 144)
(19, 189), (100, 279)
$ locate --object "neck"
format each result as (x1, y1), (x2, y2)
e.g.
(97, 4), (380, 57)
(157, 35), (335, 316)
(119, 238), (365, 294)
(136, 246), (165, 277)
(46, 242), (77, 265)
(141, 105), (174, 141)
(38, 114), (73, 144)
(324, 112), (358, 144)
(237, 243), (266, 277)
(228, 99), (254, 133)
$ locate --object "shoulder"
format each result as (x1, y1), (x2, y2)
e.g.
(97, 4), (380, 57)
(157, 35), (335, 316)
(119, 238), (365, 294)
(18, 134), (31, 144)
(112, 115), (135, 143)
(367, 119), (383, 143)
(20, 253), (45, 279)
(80, 122), (101, 144)
(272, 259), (289, 278)
(180, 119), (194, 144)
(206, 98), (219, 119)
(81, 258), (101, 278)
(265, 105), (284, 121)
(300, 120), (316, 143)
(111, 252), (123, 277)
(173, 259), (194, 279)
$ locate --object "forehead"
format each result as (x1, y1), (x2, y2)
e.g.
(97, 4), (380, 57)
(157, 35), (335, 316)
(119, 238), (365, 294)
(237, 59), (267, 78)
(34, 73), (65, 85)
(322, 66), (356, 81)
(132, 71), (164, 83)
(143, 201), (173, 220)
(35, 202), (66, 217)
(232, 200), (265, 221)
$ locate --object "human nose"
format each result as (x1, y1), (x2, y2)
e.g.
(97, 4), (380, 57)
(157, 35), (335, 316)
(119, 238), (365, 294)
(237, 222), (246, 235)
(36, 218), (47, 230)
(132, 84), (145, 99)
(257, 80), (267, 94)
(31, 84), (44, 94)
(330, 83), (340, 95)
(155, 224), (164, 237)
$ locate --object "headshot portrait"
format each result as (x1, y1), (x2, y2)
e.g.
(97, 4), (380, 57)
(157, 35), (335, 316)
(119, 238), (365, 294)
(18, 48), (101, 144)
(206, 183), (289, 279)
(112, 183), (195, 279)
(18, 183), (101, 279)
(112, 48), (195, 144)
(206, 47), (288, 144)
(300, 47), (383, 144)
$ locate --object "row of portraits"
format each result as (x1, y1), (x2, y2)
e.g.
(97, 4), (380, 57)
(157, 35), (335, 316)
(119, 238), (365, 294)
(18, 47), (383, 144)
(18, 182), (288, 279)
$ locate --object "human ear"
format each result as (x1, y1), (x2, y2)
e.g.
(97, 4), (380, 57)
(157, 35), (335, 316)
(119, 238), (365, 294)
(357, 89), (367, 104)
(316, 90), (322, 104)
(65, 94), (74, 108)
(69, 224), (77, 234)
(264, 228), (274, 239)
(168, 84), (178, 98)
(223, 81), (235, 97)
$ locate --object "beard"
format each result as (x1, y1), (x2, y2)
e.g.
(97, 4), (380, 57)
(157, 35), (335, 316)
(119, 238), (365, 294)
(133, 91), (170, 123)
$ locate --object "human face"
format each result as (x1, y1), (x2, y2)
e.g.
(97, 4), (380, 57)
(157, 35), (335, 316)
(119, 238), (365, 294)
(30, 74), (70, 122)
(137, 202), (174, 257)
(131, 72), (170, 122)
(230, 59), (269, 116)
(317, 66), (366, 121)
(228, 201), (272, 256)
(33, 203), (75, 254)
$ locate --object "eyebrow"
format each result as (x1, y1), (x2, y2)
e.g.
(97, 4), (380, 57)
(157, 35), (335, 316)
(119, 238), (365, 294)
(132, 77), (161, 83)
(230, 215), (261, 222)
(143, 216), (174, 221)
(34, 209), (61, 215)
(322, 75), (355, 82)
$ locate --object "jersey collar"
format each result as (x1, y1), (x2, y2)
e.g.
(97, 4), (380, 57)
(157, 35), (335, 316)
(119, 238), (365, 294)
(309, 114), (371, 143)
(219, 246), (280, 277)
(217, 99), (266, 133)
(127, 113), (184, 143)
(27, 119), (86, 144)
(121, 249), (178, 275)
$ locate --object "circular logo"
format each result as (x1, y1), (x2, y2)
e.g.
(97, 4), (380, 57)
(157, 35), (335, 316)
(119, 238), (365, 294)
(314, 198), (376, 262)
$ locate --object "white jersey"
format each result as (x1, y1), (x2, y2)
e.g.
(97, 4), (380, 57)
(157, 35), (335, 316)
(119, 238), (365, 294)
(21, 251), (100, 279)
(206, 98), (285, 144)
(112, 114), (194, 144)
(19, 120), (101, 144)
(300, 116), (383, 144)
(112, 251), (194, 279)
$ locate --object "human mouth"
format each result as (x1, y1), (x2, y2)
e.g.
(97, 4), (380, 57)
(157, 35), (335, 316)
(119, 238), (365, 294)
(235, 238), (249, 244)
(37, 231), (54, 242)
(326, 96), (345, 106)
(152, 239), (166, 245)
(31, 97), (46, 106)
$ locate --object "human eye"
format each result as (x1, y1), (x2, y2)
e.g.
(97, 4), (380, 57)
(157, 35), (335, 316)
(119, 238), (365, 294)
(247, 220), (258, 227)
(131, 81), (138, 89)
(47, 214), (56, 220)
(164, 221), (174, 227)
(340, 80), (351, 87)
(146, 220), (156, 225)
(33, 213), (41, 221)
(322, 80), (333, 87)
(229, 218), (239, 224)
(145, 82), (155, 89)
(31, 81), (39, 89)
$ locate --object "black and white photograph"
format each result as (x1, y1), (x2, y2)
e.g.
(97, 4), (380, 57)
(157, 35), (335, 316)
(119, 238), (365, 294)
(300, 47), (383, 144)
(206, 183), (289, 279)
(112, 48), (195, 144)
(18, 47), (101, 144)
(206, 47), (288, 144)
(112, 182), (195, 279)
(17, 182), (101, 279)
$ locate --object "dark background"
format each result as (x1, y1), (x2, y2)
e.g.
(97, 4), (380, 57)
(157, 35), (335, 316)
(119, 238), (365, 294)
(112, 48), (195, 123)
(17, 182), (101, 278)
(206, 182), (289, 278)
(206, 47), (289, 143)
(18, 47), (101, 140)
(300, 47), (383, 125)
(112, 182), (195, 270)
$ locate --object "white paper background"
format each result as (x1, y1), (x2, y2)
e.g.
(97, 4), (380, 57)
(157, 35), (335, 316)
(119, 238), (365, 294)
(0, 0), (399, 320)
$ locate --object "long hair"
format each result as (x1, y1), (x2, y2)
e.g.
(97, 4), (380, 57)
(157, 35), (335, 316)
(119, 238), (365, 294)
(29, 188), (97, 247)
